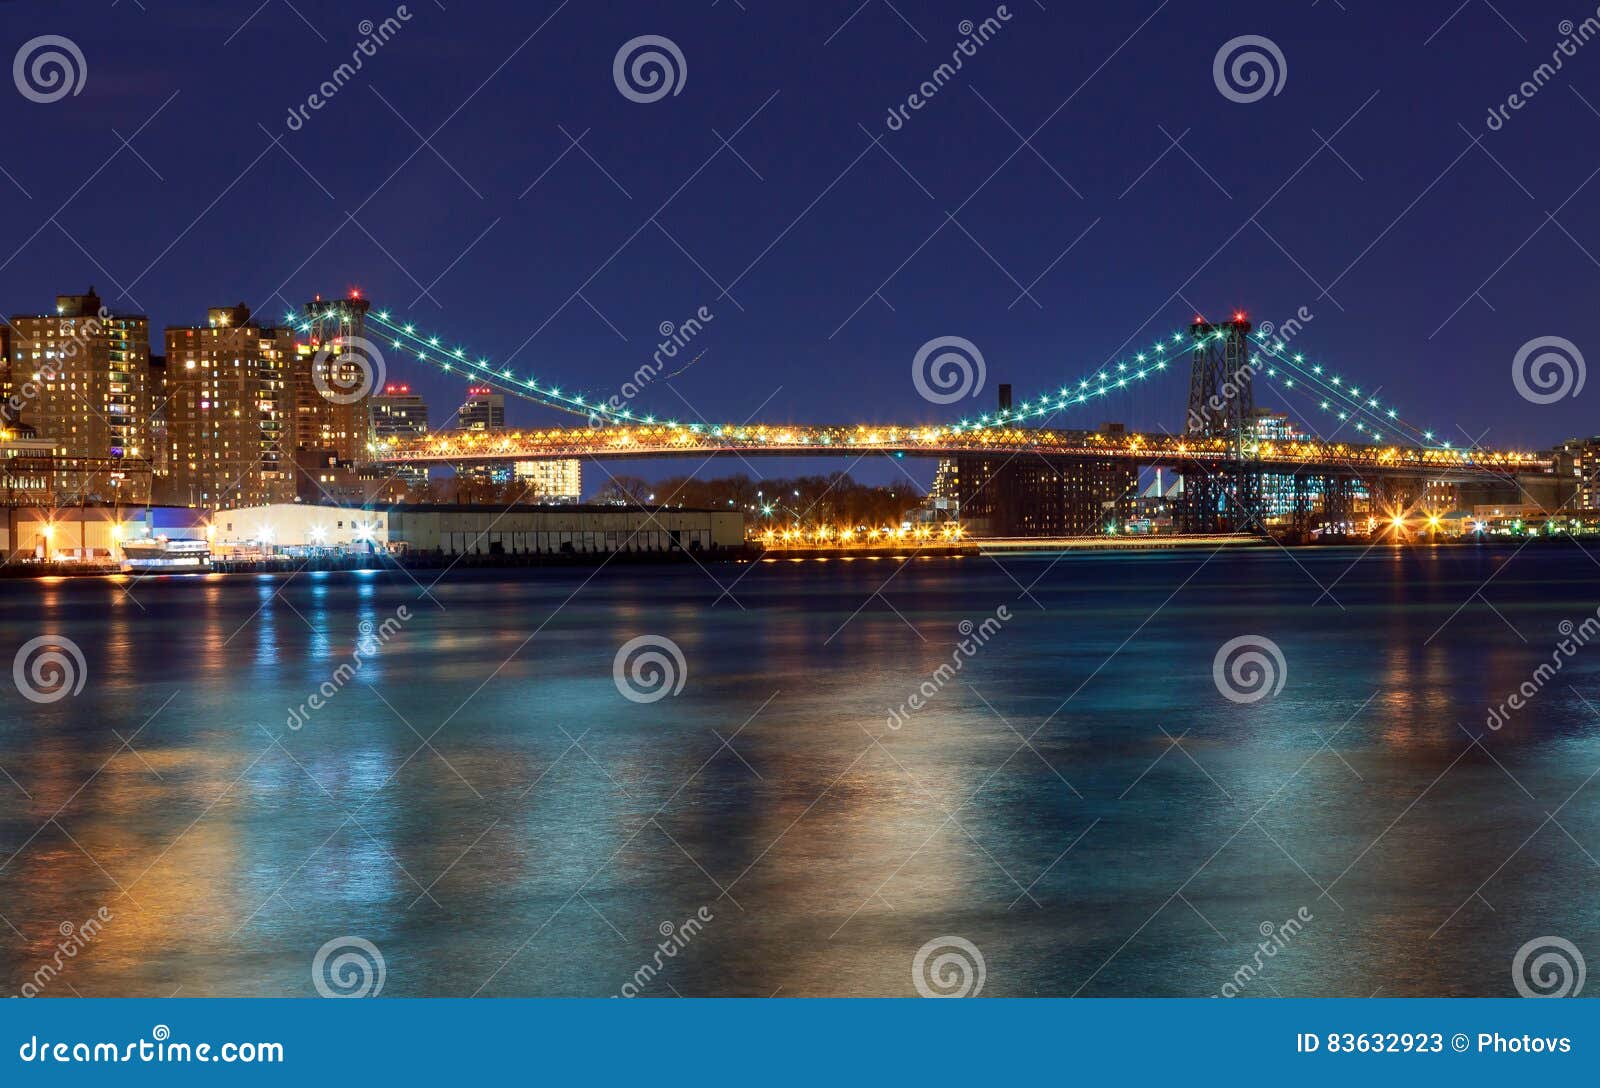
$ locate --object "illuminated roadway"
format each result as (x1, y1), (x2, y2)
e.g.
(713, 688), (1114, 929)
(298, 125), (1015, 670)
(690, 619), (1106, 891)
(374, 422), (1547, 481)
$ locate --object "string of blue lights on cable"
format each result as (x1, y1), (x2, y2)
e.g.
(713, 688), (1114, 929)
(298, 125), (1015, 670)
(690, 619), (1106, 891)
(961, 330), (1189, 431)
(1247, 332), (1455, 451)
(357, 310), (638, 426)
(330, 305), (1460, 456)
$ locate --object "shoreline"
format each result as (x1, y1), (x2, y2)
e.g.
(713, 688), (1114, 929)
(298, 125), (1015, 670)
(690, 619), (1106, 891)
(0, 534), (1582, 584)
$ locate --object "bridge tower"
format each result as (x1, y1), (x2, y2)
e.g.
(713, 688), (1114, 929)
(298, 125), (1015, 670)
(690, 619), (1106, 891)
(1179, 315), (1262, 533)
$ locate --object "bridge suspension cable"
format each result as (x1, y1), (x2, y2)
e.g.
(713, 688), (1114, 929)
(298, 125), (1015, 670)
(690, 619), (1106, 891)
(1248, 332), (1453, 451)
(965, 322), (1465, 459)
(357, 303), (1469, 463)
(362, 310), (640, 425)
(961, 330), (1189, 431)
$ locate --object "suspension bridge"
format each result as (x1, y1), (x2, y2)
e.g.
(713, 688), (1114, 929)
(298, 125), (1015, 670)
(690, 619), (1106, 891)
(312, 301), (1544, 535)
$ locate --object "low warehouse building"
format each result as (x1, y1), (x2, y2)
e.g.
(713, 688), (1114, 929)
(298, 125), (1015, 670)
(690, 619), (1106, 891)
(210, 503), (743, 556)
(2, 506), (210, 562)
(212, 503), (388, 550)
(386, 504), (743, 555)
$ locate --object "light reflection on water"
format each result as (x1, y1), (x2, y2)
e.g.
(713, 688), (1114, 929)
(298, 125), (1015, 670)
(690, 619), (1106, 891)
(0, 545), (1597, 997)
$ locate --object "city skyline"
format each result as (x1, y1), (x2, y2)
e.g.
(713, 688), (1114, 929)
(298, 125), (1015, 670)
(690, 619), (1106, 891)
(4, 276), (1597, 548)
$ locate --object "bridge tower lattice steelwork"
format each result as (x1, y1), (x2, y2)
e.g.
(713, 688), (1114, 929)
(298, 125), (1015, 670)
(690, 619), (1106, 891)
(1180, 316), (1262, 533)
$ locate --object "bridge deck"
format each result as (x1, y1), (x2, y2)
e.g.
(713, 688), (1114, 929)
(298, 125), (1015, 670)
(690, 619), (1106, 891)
(374, 424), (1545, 479)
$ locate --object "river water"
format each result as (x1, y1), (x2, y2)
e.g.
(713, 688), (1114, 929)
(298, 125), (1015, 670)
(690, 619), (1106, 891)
(1, 543), (1597, 997)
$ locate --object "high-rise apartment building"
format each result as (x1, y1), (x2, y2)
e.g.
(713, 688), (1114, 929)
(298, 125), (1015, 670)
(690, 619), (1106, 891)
(293, 294), (371, 465)
(163, 304), (295, 508)
(147, 354), (170, 491)
(5, 288), (153, 502)
(0, 324), (11, 413)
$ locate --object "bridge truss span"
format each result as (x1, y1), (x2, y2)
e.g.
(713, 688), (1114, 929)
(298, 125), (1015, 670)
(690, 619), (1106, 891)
(376, 422), (1543, 482)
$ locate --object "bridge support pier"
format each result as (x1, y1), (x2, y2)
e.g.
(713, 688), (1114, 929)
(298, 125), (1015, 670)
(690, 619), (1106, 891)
(1174, 461), (1263, 534)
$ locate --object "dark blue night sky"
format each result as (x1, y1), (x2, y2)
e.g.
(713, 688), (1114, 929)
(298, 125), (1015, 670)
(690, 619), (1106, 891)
(4, 0), (1598, 481)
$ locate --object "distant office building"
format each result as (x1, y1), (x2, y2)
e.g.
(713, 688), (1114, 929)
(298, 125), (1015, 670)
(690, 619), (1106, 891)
(293, 446), (368, 505)
(162, 304), (295, 508)
(1552, 436), (1600, 510)
(943, 440), (1139, 537)
(513, 458), (581, 503)
(371, 382), (430, 442)
(456, 385), (509, 487)
(1248, 408), (1301, 443)
(293, 293), (371, 464)
(928, 458), (961, 513)
(5, 287), (153, 502)
(370, 382), (430, 484)
(1249, 408), (1310, 524)
(459, 386), (505, 431)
